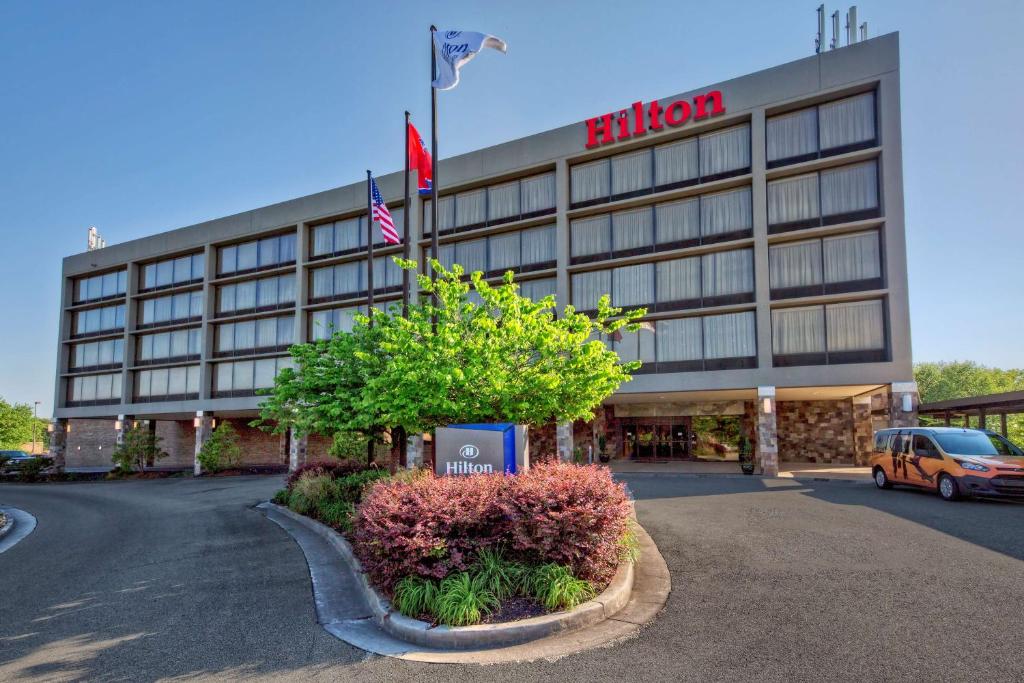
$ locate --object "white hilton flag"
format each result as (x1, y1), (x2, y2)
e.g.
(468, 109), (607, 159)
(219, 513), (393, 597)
(432, 30), (507, 91)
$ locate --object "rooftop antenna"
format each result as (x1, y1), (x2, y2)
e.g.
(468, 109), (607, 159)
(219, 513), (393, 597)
(860, 22), (868, 41)
(87, 226), (106, 251)
(847, 6), (858, 45)
(830, 10), (840, 49)
(815, 4), (826, 53)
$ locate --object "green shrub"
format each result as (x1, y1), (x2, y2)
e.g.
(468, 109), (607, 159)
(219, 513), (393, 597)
(617, 523), (641, 564)
(17, 457), (49, 482)
(333, 469), (391, 503)
(110, 427), (167, 473)
(393, 575), (440, 619)
(471, 547), (527, 600)
(432, 572), (499, 626)
(523, 563), (596, 611)
(288, 489), (313, 516)
(271, 488), (290, 505)
(292, 473), (337, 508)
(317, 499), (355, 531)
(197, 421), (243, 473)
(328, 431), (370, 461)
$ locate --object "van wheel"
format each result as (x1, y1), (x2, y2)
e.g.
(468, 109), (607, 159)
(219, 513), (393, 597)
(873, 467), (892, 489)
(938, 474), (960, 501)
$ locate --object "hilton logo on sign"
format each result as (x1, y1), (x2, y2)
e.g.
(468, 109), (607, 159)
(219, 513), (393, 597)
(435, 424), (530, 476)
(583, 90), (726, 149)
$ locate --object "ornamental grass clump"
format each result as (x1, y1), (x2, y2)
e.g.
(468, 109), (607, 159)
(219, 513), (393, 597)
(523, 563), (596, 611)
(432, 572), (500, 627)
(285, 467), (391, 531)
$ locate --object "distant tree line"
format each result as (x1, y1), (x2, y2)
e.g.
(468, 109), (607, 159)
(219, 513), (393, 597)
(915, 361), (1024, 444)
(0, 397), (50, 451)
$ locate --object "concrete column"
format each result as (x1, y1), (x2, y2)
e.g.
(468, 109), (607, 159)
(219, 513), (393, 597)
(554, 158), (570, 314)
(120, 262), (139, 408)
(851, 396), (873, 466)
(288, 425), (308, 472)
(194, 411), (214, 476)
(199, 243), (217, 401)
(889, 381), (919, 428)
(50, 418), (69, 471)
(750, 109), (773, 372)
(757, 386), (778, 477)
(115, 414), (132, 447)
(556, 421), (574, 462)
(294, 222), (309, 344)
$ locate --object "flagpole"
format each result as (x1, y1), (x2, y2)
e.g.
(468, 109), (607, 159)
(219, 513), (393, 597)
(429, 26), (439, 305)
(365, 170), (374, 325)
(402, 111), (411, 319)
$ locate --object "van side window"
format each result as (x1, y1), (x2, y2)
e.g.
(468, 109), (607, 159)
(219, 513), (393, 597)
(912, 435), (939, 458)
(886, 434), (901, 453)
(873, 432), (888, 452)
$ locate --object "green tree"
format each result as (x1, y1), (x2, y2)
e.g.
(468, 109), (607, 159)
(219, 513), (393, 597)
(110, 427), (168, 473)
(914, 360), (1024, 444)
(197, 421), (243, 473)
(0, 397), (44, 450)
(257, 260), (644, 441)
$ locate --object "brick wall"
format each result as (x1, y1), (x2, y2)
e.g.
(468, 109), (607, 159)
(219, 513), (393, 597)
(66, 418), (118, 469)
(156, 420), (195, 469)
(776, 400), (856, 464)
(220, 418), (287, 467)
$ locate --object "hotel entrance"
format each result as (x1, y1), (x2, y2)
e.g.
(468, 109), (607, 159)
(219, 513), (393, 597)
(621, 418), (692, 460)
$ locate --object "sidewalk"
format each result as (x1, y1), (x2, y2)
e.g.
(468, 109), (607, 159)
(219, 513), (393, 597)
(608, 459), (872, 482)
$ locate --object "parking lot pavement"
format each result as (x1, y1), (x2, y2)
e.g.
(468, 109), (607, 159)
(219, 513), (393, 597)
(1, 474), (1022, 682)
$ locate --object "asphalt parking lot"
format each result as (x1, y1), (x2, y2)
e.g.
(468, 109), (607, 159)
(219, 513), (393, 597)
(1, 474), (1022, 682)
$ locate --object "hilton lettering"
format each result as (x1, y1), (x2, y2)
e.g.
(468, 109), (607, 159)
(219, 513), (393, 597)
(446, 461), (496, 475)
(584, 90), (726, 149)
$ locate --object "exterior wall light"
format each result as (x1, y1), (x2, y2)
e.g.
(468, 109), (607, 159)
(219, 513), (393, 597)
(47, 423), (54, 433)
(901, 394), (913, 413)
(211, 419), (217, 429)
(193, 417), (201, 428)
(65, 423), (72, 433)
(114, 420), (122, 431)
(762, 397), (773, 414)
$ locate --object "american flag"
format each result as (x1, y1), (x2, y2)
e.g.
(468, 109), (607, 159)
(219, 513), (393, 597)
(370, 176), (400, 245)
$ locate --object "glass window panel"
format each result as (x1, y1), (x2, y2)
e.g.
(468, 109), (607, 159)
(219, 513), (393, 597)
(772, 306), (826, 354)
(101, 272), (118, 297)
(456, 238), (487, 273)
(83, 342), (99, 367)
(611, 149), (652, 196)
(142, 300), (155, 325)
(699, 124), (750, 177)
(170, 329), (188, 357)
(237, 241), (258, 271)
(234, 320), (256, 350)
(256, 318), (277, 348)
(112, 339), (124, 363)
(254, 358), (276, 388)
(186, 365), (200, 394)
(612, 263), (654, 307)
(215, 364), (232, 392)
(235, 281), (257, 310)
(488, 231), (520, 271)
(171, 293), (190, 320)
(173, 256), (192, 283)
(311, 267), (334, 298)
(423, 196), (455, 234)
(310, 310), (331, 340)
(257, 277), (278, 307)
(143, 264), (157, 290)
(275, 233), (295, 263)
(156, 260), (173, 287)
(219, 285), (236, 313)
(571, 214), (611, 258)
(188, 329), (201, 356)
(437, 244), (456, 271)
(612, 208), (653, 252)
(820, 161), (879, 217)
(571, 270), (611, 311)
(701, 249), (754, 297)
(167, 367), (187, 395)
(521, 173), (556, 213)
(115, 305), (125, 328)
(312, 224), (334, 256)
(136, 370), (151, 397)
(819, 92), (876, 151)
(701, 186), (752, 236)
(338, 217), (364, 252)
(656, 257), (701, 303)
(767, 108), (818, 162)
(488, 181), (519, 221)
(189, 291), (203, 318)
(258, 237), (279, 267)
(769, 239), (823, 289)
(217, 323), (235, 352)
(455, 189), (487, 227)
(654, 138), (699, 186)
(570, 159), (610, 204)
(150, 368), (169, 396)
(152, 332), (170, 359)
(826, 300), (885, 351)
(73, 344), (86, 367)
(94, 374), (112, 401)
(655, 198), (700, 245)
(703, 311), (756, 359)
(233, 361), (254, 390)
(191, 253), (205, 280)
(521, 225), (556, 266)
(219, 245), (237, 274)
(657, 318), (703, 362)
(87, 277), (103, 300)
(823, 231), (881, 283)
(277, 316), (294, 345)
(100, 305), (116, 330)
(767, 173), (820, 225)
(335, 262), (363, 295)
(519, 277), (557, 302)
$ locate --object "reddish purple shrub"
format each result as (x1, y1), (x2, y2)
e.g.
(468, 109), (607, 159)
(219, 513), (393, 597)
(352, 463), (632, 592)
(286, 459), (373, 488)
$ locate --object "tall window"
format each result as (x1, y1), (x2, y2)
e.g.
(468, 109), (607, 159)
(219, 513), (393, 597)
(570, 124), (751, 208)
(767, 160), (879, 233)
(769, 231), (883, 298)
(73, 270), (127, 304)
(141, 253), (205, 291)
(137, 328), (202, 363)
(431, 225), (557, 277)
(218, 233), (296, 275)
(215, 315), (294, 356)
(310, 257), (406, 302)
(135, 365), (201, 401)
(766, 92), (876, 167)
(70, 339), (124, 370)
(610, 310), (758, 373)
(311, 209), (405, 259)
(69, 372), (122, 405)
(73, 304), (126, 337)
(424, 172), (556, 236)
(771, 298), (887, 366)
(213, 357), (295, 397)
(139, 291), (204, 326)
(217, 275), (294, 315)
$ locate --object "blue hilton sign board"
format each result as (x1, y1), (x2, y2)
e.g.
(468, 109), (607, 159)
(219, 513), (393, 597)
(435, 423), (529, 476)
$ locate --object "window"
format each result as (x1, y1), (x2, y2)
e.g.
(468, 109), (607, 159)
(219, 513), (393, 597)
(768, 160), (880, 233)
(135, 365), (200, 401)
(311, 306), (362, 340)
(136, 328), (201, 363)
(310, 211), (402, 259)
(701, 249), (754, 302)
(611, 311), (758, 373)
(142, 253), (204, 291)
(69, 372), (123, 404)
(570, 125), (751, 208)
(214, 315), (293, 356)
(217, 275), (294, 314)
(73, 270), (127, 304)
(424, 172), (556, 237)
(73, 304), (126, 336)
(518, 277), (557, 302)
(218, 233), (297, 274)
(912, 435), (940, 458)
(309, 261), (367, 301)
(767, 92), (876, 167)
(212, 357), (295, 396)
(700, 187), (752, 240)
(772, 298), (887, 366)
(769, 231), (882, 298)
(139, 291), (204, 326)
(425, 225), (557, 278)
(70, 339), (124, 370)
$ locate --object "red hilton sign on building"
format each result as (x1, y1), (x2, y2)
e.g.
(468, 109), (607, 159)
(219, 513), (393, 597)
(584, 90), (726, 149)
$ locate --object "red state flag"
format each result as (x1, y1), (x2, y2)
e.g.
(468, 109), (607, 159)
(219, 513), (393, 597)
(407, 121), (433, 196)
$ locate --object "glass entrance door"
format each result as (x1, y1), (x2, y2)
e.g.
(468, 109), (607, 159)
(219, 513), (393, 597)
(621, 418), (691, 460)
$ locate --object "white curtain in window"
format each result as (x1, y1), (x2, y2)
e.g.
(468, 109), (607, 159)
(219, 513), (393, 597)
(655, 198), (700, 244)
(310, 310), (330, 340)
(277, 316), (294, 345)
(823, 231), (881, 283)
(237, 242), (258, 271)
(519, 277), (556, 301)
(172, 294), (191, 320)
(521, 173), (556, 213)
(235, 281), (257, 310)
(335, 262), (363, 295)
(333, 218), (361, 252)
(168, 367), (187, 395)
(769, 239), (823, 289)
(258, 238), (279, 268)
(820, 161), (878, 216)
(257, 277), (278, 308)
(521, 225), (555, 265)
(190, 291), (203, 318)
(156, 261), (173, 287)
(702, 249), (754, 296)
(701, 187), (752, 236)
(767, 108), (818, 162)
(254, 359), (277, 388)
(656, 318), (702, 361)
(233, 361), (254, 390)
(186, 365), (200, 394)
(703, 311), (756, 358)
(826, 299), (884, 351)
(612, 263), (653, 307)
(614, 328), (656, 363)
(422, 195), (456, 233)
(699, 124), (750, 177)
(214, 365), (232, 392)
(437, 244), (456, 270)
(235, 320), (256, 349)
(767, 173), (820, 225)
(488, 231), (520, 271)
(136, 371), (151, 398)
(611, 149), (652, 196)
(571, 215), (611, 257)
(612, 208), (653, 252)
(571, 270), (611, 310)
(219, 246), (237, 275)
(456, 189), (487, 227)
(217, 324), (234, 352)
(150, 368), (169, 396)
(277, 274), (295, 303)
(279, 234), (296, 263)
(819, 92), (875, 151)
(488, 181), (519, 221)
(312, 267), (333, 298)
(570, 159), (610, 203)
(771, 306), (825, 354)
(82, 343), (99, 366)
(455, 238), (487, 273)
(256, 318), (277, 348)
(656, 257), (701, 303)
(654, 138), (698, 186)
(170, 329), (188, 357)
(152, 333), (171, 359)
(312, 225), (334, 256)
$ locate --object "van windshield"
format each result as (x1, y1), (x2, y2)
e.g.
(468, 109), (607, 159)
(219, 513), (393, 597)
(933, 432), (1023, 457)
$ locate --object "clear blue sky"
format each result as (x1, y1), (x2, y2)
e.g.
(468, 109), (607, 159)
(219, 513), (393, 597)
(2, 0), (1022, 418)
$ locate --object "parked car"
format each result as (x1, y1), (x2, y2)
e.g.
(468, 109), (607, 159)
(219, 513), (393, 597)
(0, 450), (52, 474)
(870, 427), (1024, 501)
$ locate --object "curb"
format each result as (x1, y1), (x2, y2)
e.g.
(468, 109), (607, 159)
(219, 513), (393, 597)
(0, 506), (37, 554)
(263, 502), (636, 651)
(0, 512), (12, 541)
(615, 470), (872, 485)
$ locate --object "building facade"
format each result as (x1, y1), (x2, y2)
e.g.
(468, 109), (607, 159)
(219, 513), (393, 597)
(51, 33), (917, 475)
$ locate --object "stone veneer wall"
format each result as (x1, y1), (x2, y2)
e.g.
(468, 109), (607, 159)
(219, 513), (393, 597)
(220, 418), (287, 467)
(156, 420), (196, 469)
(776, 400), (855, 464)
(66, 418), (119, 469)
